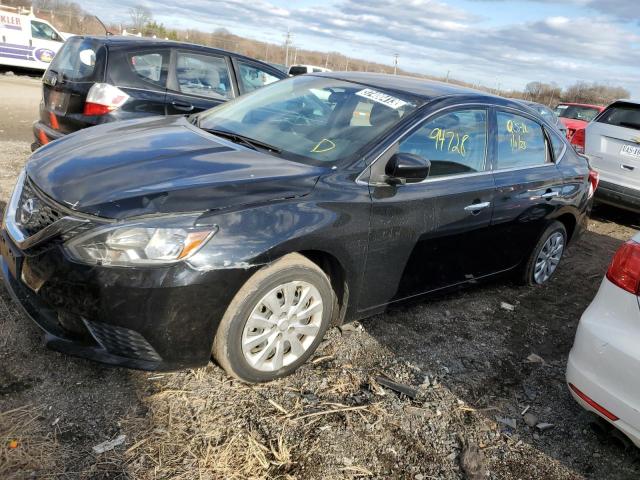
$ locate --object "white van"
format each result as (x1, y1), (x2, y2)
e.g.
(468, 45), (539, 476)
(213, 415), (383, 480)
(0, 6), (66, 71)
(288, 64), (331, 76)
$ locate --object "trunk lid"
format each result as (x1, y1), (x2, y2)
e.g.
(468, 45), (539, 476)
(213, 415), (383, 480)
(41, 36), (106, 135)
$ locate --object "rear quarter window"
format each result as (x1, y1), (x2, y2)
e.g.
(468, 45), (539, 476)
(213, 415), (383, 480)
(48, 37), (104, 82)
(107, 48), (170, 90)
(596, 103), (640, 131)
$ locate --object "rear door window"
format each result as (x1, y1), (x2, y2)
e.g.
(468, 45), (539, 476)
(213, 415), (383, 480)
(399, 109), (488, 178)
(174, 51), (233, 100)
(496, 112), (549, 169)
(596, 102), (640, 131)
(237, 61), (280, 94)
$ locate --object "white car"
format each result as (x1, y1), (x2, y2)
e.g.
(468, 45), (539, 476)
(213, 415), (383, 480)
(567, 232), (640, 447)
(585, 100), (640, 213)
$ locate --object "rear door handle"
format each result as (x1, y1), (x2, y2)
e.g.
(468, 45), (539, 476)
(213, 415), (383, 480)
(621, 164), (635, 171)
(464, 201), (491, 212)
(541, 191), (559, 199)
(171, 101), (194, 112)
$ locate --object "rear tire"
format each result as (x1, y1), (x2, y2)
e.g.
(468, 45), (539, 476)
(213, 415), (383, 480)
(520, 221), (567, 286)
(213, 253), (334, 383)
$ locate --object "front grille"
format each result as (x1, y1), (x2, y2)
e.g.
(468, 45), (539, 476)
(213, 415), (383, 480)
(85, 320), (162, 362)
(17, 179), (64, 236)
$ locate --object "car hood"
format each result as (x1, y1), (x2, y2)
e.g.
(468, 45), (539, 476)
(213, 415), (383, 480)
(27, 116), (327, 219)
(559, 118), (588, 130)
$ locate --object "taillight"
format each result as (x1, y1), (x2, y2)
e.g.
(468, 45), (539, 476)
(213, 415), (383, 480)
(83, 83), (129, 116)
(572, 128), (585, 153)
(606, 240), (640, 295)
(588, 169), (599, 198)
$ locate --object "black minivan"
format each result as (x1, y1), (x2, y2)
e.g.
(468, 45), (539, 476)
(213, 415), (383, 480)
(32, 36), (287, 150)
(4, 73), (596, 382)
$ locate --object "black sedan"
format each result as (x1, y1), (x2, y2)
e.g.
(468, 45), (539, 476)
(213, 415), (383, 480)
(1, 73), (596, 382)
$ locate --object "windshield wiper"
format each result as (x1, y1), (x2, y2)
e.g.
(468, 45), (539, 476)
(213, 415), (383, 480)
(202, 128), (281, 154)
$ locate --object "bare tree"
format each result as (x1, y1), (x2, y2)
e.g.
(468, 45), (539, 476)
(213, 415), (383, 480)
(129, 5), (151, 33)
(563, 82), (629, 106)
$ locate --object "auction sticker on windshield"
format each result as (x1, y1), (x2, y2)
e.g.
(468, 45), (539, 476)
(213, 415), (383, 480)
(620, 144), (640, 159)
(356, 88), (407, 109)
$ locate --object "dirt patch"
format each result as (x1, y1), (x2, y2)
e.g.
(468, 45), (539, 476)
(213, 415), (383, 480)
(1, 140), (639, 479)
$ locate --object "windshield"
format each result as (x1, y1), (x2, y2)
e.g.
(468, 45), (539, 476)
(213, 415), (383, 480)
(196, 75), (422, 164)
(554, 104), (600, 122)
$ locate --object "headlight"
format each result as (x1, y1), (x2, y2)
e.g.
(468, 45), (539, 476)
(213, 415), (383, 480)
(64, 216), (217, 267)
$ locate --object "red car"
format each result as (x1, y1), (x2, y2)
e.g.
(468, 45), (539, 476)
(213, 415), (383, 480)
(554, 103), (605, 153)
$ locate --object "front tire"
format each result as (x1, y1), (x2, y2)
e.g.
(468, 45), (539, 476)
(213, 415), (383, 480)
(213, 253), (334, 383)
(521, 221), (567, 286)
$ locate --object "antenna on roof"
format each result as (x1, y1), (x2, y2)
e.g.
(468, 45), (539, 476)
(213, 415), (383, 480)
(94, 15), (112, 36)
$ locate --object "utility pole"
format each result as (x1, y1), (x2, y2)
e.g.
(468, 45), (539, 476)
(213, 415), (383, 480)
(293, 47), (298, 65)
(446, 70), (450, 83)
(325, 53), (330, 68)
(345, 58), (349, 71)
(265, 43), (269, 62)
(393, 53), (399, 75)
(284, 29), (292, 67)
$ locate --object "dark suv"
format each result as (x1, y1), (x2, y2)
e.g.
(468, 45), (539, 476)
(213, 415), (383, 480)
(32, 36), (287, 150)
(3, 73), (596, 382)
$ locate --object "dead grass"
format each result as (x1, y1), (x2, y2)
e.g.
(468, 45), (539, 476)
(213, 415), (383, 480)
(126, 373), (299, 479)
(0, 405), (60, 479)
(124, 364), (389, 480)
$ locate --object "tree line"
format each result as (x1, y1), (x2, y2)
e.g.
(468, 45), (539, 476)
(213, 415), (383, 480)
(4, 0), (631, 107)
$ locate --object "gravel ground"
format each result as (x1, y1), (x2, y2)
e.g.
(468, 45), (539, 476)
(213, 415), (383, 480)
(1, 78), (640, 479)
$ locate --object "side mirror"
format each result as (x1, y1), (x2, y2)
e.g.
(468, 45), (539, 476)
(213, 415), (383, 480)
(385, 152), (431, 184)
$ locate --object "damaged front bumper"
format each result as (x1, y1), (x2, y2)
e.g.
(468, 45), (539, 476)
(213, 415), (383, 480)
(0, 229), (255, 371)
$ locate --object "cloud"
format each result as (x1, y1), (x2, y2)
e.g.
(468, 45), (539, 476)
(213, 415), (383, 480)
(81, 0), (640, 96)
(470, 0), (640, 24)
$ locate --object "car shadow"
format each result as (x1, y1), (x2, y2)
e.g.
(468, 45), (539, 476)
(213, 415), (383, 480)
(360, 228), (640, 479)
(592, 203), (640, 230)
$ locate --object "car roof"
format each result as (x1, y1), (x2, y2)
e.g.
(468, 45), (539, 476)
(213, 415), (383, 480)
(609, 99), (640, 106)
(314, 71), (485, 100)
(76, 35), (284, 73)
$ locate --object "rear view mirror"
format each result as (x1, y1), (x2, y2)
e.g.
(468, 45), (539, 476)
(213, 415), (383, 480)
(385, 153), (431, 184)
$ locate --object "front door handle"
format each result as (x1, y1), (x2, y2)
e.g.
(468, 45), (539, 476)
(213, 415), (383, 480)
(171, 101), (194, 112)
(464, 201), (491, 213)
(541, 191), (559, 200)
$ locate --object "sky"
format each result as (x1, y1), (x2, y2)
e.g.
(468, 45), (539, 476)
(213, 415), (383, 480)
(80, 0), (640, 97)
